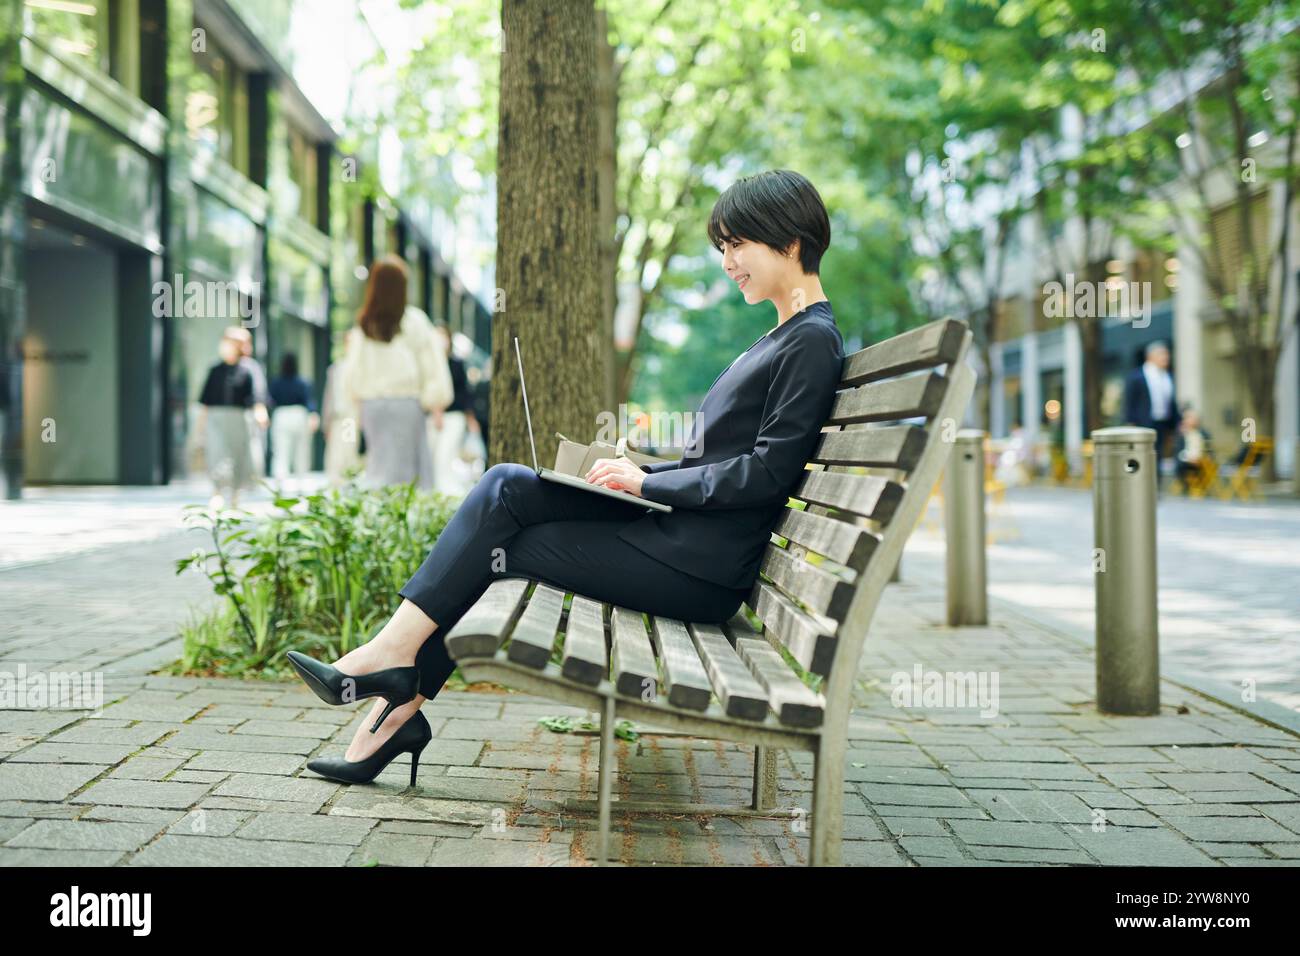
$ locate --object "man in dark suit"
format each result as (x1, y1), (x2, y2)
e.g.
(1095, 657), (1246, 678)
(1123, 340), (1178, 460)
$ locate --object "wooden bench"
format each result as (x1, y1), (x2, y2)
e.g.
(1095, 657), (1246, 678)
(444, 317), (976, 865)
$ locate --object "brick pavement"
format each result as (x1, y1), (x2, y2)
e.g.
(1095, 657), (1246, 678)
(1, 526), (1298, 866)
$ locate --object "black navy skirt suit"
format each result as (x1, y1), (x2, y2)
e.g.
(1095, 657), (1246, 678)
(402, 300), (845, 699)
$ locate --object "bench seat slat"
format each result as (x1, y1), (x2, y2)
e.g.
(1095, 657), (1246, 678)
(747, 580), (837, 676)
(827, 371), (947, 425)
(444, 578), (531, 660)
(838, 317), (966, 387)
(651, 617), (713, 710)
(687, 623), (770, 721)
(733, 636), (826, 728)
(507, 582), (566, 668)
(561, 595), (607, 686)
(610, 606), (658, 699)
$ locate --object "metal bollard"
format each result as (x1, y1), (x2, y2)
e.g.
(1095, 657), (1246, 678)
(1093, 426), (1159, 715)
(945, 429), (988, 626)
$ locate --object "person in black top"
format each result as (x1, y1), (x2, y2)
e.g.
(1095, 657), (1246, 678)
(287, 169), (844, 776)
(197, 331), (256, 509)
(428, 324), (482, 495)
(268, 352), (319, 492)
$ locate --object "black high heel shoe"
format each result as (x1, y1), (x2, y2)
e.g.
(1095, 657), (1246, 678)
(306, 709), (433, 787)
(286, 650), (420, 734)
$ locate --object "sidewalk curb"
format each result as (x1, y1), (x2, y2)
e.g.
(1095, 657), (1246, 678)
(989, 595), (1300, 741)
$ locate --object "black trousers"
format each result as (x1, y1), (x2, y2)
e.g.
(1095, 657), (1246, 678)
(400, 462), (751, 699)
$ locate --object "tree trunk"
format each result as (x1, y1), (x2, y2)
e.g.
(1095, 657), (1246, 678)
(1080, 317), (1104, 437)
(594, 5), (618, 414)
(491, 0), (606, 468)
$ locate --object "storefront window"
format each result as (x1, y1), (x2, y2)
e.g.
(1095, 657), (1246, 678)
(25, 0), (143, 94)
(287, 125), (319, 227)
(188, 31), (249, 175)
(25, 0), (111, 73)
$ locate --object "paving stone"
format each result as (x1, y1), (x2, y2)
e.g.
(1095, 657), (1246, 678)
(965, 844), (1095, 864)
(880, 816), (949, 838)
(1154, 746), (1278, 772)
(351, 831), (437, 866)
(964, 789), (1097, 824)
(235, 813), (374, 845)
(4, 742), (136, 764)
(0, 801), (82, 819)
(0, 817), (36, 842)
(948, 820), (1079, 850)
(49, 722), (173, 746)
(942, 761), (1096, 781)
(70, 779), (211, 809)
(1259, 843), (1300, 858)
(858, 784), (975, 808)
(99, 701), (205, 722)
(898, 835), (963, 859)
(1194, 842), (1268, 858)
(426, 834), (574, 866)
(128, 834), (354, 866)
(0, 847), (125, 866)
(4, 819), (166, 851)
(167, 809), (249, 837)
(0, 762), (105, 801)
(1099, 809), (1162, 827)
(871, 804), (990, 820)
(212, 774), (337, 807)
(1123, 788), (1193, 806)
(183, 751), (305, 775)
(1163, 814), (1300, 843)
(79, 806), (182, 825)
(161, 727), (318, 755)
(108, 756), (187, 781)
(1257, 804), (1300, 834)
(1065, 827), (1217, 866)
(169, 771), (227, 783)
(233, 720), (338, 739)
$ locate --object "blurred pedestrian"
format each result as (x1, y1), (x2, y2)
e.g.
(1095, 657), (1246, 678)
(322, 329), (360, 487)
(1173, 405), (1213, 492)
(224, 325), (270, 477)
(428, 323), (479, 497)
(342, 256), (452, 489)
(1123, 340), (1178, 463)
(196, 329), (256, 510)
(269, 352), (319, 493)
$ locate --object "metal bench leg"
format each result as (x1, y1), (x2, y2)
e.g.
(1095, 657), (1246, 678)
(752, 745), (779, 810)
(810, 739), (844, 866)
(596, 694), (617, 865)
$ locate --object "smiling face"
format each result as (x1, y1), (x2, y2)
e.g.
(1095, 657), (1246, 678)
(719, 227), (800, 306)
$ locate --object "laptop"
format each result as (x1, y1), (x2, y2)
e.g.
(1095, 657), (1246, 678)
(514, 337), (672, 513)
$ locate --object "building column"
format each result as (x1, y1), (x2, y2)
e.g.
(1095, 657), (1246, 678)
(1021, 331), (1041, 453)
(1064, 319), (1084, 471)
(989, 340), (1006, 438)
(1, 0), (26, 499)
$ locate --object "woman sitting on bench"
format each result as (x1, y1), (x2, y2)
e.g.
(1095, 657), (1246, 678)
(287, 169), (846, 784)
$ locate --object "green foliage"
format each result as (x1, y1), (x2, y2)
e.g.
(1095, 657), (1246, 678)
(170, 482), (458, 679)
(538, 714), (639, 742)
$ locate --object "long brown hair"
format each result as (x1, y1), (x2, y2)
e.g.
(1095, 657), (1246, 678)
(356, 255), (408, 342)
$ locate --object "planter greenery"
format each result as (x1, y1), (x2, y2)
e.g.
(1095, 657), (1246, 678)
(169, 482), (459, 682)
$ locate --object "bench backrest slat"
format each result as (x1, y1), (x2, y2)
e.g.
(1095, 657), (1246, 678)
(745, 317), (975, 680)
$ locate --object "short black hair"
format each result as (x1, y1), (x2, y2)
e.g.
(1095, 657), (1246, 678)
(707, 169), (831, 275)
(279, 352), (299, 378)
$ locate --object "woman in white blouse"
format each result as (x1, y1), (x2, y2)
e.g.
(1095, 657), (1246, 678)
(342, 255), (453, 489)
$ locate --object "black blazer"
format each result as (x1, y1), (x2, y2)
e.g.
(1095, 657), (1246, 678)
(1122, 365), (1177, 429)
(617, 300), (844, 590)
